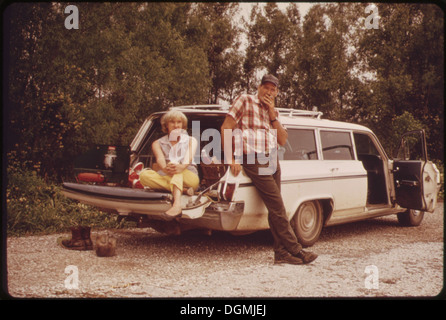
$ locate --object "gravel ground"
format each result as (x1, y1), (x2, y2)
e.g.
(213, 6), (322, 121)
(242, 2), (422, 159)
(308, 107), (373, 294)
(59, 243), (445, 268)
(5, 202), (444, 300)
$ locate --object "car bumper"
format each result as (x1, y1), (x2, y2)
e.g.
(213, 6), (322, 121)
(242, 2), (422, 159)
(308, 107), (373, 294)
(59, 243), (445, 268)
(61, 182), (245, 231)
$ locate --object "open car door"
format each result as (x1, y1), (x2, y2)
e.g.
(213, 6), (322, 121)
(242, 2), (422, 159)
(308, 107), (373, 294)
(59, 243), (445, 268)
(393, 130), (440, 213)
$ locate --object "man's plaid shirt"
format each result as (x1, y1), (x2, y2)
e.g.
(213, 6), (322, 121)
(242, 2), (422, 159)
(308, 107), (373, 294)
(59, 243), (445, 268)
(227, 93), (279, 156)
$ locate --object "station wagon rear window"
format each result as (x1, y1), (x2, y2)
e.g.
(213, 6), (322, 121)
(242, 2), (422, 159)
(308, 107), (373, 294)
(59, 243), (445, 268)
(353, 132), (381, 156)
(320, 131), (354, 160)
(136, 113), (226, 168)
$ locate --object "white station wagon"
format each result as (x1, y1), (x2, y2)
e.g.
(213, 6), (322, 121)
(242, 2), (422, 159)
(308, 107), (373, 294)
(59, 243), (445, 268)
(62, 105), (440, 246)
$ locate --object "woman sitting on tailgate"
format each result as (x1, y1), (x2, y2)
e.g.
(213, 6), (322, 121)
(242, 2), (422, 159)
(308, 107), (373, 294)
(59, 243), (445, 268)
(138, 110), (199, 220)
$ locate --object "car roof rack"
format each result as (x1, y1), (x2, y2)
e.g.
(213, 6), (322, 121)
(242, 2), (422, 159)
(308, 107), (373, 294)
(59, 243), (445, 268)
(170, 105), (322, 119)
(276, 108), (323, 119)
(170, 105), (229, 112)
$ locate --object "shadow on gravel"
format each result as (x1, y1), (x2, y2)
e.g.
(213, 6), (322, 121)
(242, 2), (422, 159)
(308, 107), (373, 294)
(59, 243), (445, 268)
(112, 228), (274, 250)
(319, 215), (420, 243)
(115, 216), (401, 246)
(109, 202), (443, 251)
(112, 216), (404, 250)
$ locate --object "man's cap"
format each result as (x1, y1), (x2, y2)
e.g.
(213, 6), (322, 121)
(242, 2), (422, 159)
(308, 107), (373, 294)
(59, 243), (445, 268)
(261, 74), (279, 87)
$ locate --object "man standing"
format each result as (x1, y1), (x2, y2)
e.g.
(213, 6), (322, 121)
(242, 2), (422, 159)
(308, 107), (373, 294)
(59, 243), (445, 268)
(221, 74), (318, 265)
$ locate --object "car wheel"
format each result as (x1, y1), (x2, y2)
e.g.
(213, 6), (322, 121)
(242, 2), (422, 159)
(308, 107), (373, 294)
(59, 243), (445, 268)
(291, 201), (323, 247)
(397, 209), (425, 226)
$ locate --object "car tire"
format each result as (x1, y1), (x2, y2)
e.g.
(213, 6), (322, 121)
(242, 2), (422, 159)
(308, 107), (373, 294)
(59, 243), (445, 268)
(397, 209), (425, 226)
(291, 201), (323, 247)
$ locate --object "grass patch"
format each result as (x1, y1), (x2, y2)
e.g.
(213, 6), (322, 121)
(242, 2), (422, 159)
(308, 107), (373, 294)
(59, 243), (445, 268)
(6, 168), (135, 237)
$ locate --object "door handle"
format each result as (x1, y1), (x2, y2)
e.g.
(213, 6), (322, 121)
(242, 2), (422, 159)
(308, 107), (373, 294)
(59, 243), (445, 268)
(396, 180), (419, 187)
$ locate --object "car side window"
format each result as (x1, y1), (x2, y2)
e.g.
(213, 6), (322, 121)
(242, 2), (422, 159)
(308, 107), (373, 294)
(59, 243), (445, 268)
(320, 131), (354, 160)
(283, 129), (318, 160)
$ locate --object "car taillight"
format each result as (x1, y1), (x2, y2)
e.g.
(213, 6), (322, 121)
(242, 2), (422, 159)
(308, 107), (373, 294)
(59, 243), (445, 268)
(217, 168), (240, 202)
(219, 182), (238, 202)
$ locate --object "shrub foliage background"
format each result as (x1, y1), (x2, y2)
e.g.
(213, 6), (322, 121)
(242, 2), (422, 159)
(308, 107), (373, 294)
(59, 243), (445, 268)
(6, 162), (134, 237)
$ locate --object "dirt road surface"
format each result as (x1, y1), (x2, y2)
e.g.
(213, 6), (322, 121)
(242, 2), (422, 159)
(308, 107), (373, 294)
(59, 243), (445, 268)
(6, 203), (443, 300)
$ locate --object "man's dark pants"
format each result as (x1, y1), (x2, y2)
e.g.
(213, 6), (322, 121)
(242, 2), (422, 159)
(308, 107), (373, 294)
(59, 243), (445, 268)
(242, 154), (302, 257)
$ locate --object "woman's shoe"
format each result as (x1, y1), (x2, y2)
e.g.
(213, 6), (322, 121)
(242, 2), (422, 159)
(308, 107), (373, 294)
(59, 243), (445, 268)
(128, 162), (144, 187)
(133, 179), (144, 189)
(131, 162), (144, 174)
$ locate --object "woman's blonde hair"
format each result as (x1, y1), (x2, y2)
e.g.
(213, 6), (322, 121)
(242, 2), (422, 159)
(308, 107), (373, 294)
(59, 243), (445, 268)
(160, 110), (188, 133)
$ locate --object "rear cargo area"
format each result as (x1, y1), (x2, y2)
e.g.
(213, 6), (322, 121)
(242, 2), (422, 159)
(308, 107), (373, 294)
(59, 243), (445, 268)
(61, 109), (238, 232)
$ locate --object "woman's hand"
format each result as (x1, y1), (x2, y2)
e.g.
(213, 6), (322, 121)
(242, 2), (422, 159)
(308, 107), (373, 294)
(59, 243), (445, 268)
(163, 162), (186, 175)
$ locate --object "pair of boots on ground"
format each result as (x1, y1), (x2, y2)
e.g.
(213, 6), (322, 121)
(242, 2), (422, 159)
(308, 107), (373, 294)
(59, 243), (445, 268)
(61, 226), (93, 251)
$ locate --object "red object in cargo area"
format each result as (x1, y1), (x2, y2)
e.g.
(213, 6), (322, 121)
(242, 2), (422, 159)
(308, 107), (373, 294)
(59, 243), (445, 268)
(77, 173), (105, 183)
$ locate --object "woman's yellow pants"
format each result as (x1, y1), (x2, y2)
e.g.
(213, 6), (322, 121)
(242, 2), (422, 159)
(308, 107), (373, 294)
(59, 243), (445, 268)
(139, 169), (199, 193)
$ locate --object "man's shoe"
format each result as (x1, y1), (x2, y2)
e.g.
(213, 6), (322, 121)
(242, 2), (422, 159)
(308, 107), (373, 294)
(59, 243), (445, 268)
(295, 250), (318, 264)
(274, 252), (304, 265)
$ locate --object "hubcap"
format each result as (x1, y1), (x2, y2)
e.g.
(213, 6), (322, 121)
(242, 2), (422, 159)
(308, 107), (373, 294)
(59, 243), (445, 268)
(412, 210), (421, 217)
(297, 202), (319, 237)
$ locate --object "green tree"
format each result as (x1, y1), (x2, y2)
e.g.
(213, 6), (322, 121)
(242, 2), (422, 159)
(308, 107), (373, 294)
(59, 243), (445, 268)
(244, 2), (304, 108)
(4, 2), (212, 181)
(5, 3), (92, 179)
(73, 2), (210, 145)
(357, 3), (444, 159)
(296, 3), (364, 118)
(187, 2), (243, 103)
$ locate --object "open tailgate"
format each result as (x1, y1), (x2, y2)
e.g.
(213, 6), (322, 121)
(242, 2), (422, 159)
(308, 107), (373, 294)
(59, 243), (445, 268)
(62, 182), (172, 215)
(62, 182), (212, 220)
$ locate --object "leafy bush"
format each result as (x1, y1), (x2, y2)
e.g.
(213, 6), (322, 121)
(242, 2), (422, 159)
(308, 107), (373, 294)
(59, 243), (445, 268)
(6, 167), (134, 237)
